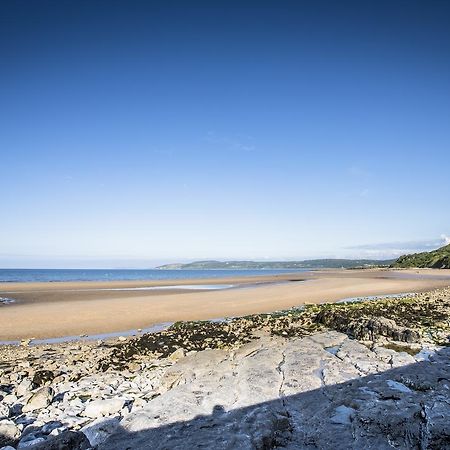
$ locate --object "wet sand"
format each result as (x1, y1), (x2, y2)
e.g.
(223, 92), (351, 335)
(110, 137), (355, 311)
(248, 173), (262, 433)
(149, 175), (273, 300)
(1, 268), (450, 340)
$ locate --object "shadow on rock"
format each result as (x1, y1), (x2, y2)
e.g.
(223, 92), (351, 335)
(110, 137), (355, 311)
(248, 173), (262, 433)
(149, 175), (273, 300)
(96, 347), (450, 450)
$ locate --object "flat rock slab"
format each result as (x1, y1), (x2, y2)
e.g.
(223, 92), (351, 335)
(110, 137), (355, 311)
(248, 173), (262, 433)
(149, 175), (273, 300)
(100, 332), (450, 449)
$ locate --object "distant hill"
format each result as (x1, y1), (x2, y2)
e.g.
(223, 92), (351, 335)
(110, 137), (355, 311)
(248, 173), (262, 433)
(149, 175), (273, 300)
(156, 259), (394, 270)
(392, 244), (450, 269)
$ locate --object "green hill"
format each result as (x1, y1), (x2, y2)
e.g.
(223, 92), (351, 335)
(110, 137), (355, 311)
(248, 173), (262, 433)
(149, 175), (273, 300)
(392, 244), (450, 269)
(156, 259), (394, 270)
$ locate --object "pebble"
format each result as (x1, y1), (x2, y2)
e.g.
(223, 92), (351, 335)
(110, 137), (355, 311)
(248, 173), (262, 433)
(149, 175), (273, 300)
(22, 387), (54, 413)
(0, 419), (20, 446)
(82, 398), (126, 418)
(168, 348), (185, 361)
(81, 417), (121, 446)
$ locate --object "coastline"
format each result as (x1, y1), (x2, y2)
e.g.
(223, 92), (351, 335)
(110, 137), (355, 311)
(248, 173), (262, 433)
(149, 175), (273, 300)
(1, 268), (450, 341)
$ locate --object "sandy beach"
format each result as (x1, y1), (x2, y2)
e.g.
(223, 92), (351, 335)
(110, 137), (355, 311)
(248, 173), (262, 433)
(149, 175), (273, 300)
(1, 268), (450, 341)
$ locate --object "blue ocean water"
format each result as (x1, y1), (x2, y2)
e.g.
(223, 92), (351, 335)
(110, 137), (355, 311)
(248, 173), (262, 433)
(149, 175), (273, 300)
(0, 268), (307, 283)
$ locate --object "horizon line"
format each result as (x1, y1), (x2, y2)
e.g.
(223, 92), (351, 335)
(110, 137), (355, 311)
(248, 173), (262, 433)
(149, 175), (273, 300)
(0, 256), (399, 271)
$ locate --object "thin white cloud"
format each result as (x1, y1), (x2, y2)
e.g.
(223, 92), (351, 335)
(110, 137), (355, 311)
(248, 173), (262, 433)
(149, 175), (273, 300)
(347, 235), (449, 258)
(203, 131), (256, 152)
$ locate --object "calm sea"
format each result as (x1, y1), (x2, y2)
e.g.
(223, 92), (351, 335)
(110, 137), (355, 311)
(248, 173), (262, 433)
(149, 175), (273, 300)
(0, 268), (307, 283)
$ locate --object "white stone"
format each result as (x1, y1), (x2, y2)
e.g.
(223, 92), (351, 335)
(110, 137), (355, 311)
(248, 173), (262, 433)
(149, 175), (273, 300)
(49, 426), (67, 436)
(0, 419), (21, 443)
(60, 415), (90, 428)
(169, 348), (186, 361)
(22, 387), (54, 413)
(16, 379), (32, 397)
(2, 395), (17, 405)
(82, 399), (126, 418)
(81, 417), (121, 446)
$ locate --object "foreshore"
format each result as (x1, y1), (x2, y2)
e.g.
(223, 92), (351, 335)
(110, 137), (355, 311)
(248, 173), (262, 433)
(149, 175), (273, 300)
(1, 268), (450, 341)
(0, 287), (449, 448)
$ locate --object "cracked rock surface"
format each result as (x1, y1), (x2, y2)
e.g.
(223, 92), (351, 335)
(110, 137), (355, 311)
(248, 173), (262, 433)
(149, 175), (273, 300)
(100, 332), (450, 450)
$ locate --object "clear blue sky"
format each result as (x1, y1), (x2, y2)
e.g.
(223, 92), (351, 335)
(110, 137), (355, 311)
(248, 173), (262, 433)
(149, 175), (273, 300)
(1, 0), (450, 268)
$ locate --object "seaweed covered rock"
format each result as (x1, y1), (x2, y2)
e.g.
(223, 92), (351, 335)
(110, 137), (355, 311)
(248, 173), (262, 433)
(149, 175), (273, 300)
(97, 288), (450, 370)
(32, 370), (55, 388)
(316, 311), (420, 342)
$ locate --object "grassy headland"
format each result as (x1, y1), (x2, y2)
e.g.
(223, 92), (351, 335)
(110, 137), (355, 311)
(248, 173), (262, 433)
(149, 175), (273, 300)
(392, 244), (450, 269)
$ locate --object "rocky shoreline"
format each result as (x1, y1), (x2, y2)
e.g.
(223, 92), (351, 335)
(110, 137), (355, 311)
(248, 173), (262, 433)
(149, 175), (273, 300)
(1, 288), (450, 449)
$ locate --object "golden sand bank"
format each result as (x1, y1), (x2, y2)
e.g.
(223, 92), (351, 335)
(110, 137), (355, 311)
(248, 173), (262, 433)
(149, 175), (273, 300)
(1, 269), (450, 341)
